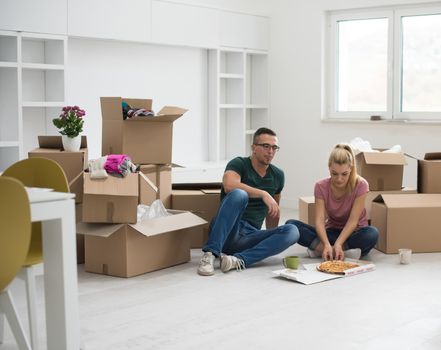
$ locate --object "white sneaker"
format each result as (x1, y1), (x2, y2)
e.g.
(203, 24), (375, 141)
(220, 254), (246, 273)
(344, 248), (361, 260)
(197, 252), (215, 276)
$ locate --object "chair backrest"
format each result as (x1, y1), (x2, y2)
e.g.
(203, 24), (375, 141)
(2, 158), (70, 266)
(2, 157), (69, 192)
(0, 177), (32, 292)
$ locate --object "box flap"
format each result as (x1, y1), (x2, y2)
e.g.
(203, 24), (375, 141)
(424, 152), (441, 161)
(84, 173), (138, 196)
(375, 194), (441, 208)
(76, 222), (124, 237)
(129, 210), (207, 237)
(201, 189), (221, 194)
(139, 172), (158, 193)
(38, 135), (87, 148)
(157, 106), (188, 116)
(362, 152), (407, 165)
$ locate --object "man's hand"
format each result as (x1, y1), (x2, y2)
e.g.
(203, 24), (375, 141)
(262, 191), (279, 218)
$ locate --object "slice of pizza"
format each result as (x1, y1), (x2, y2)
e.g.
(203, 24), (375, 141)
(317, 260), (359, 274)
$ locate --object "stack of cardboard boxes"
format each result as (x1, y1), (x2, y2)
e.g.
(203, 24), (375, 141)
(298, 147), (441, 254)
(76, 97), (207, 277)
(371, 152), (441, 253)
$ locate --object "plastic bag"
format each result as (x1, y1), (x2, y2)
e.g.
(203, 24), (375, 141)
(136, 199), (171, 223)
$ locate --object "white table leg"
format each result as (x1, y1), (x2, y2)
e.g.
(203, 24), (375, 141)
(41, 199), (79, 350)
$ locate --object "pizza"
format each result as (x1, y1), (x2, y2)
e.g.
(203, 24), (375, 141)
(317, 260), (359, 274)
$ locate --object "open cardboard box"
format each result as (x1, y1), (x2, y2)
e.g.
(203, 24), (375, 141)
(28, 135), (88, 203)
(139, 164), (176, 208)
(355, 150), (407, 190)
(77, 210), (207, 277)
(298, 187), (416, 225)
(82, 171), (158, 224)
(371, 193), (441, 253)
(100, 97), (187, 164)
(171, 184), (221, 248)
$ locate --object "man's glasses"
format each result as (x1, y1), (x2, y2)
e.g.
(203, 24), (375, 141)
(254, 143), (280, 152)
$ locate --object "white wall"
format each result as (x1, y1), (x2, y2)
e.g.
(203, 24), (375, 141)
(270, 0), (441, 208)
(67, 38), (208, 163)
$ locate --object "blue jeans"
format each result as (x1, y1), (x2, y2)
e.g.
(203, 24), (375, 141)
(202, 189), (299, 267)
(285, 219), (378, 257)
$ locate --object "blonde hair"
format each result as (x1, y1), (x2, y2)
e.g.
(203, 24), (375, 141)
(328, 143), (358, 190)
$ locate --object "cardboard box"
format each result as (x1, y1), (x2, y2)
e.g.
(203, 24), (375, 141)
(299, 196), (315, 225)
(28, 136), (88, 203)
(298, 188), (417, 225)
(355, 151), (407, 190)
(83, 173), (139, 224)
(77, 210), (207, 277)
(100, 97), (187, 164)
(371, 194), (441, 253)
(418, 153), (441, 193)
(75, 203), (85, 264)
(171, 188), (221, 248)
(139, 164), (173, 208)
(365, 187), (417, 219)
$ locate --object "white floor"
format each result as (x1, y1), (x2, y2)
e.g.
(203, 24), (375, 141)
(2, 209), (441, 350)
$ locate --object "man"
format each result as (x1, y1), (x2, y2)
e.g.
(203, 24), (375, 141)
(197, 127), (299, 276)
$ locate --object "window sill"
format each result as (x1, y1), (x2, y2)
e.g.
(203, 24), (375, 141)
(321, 118), (441, 126)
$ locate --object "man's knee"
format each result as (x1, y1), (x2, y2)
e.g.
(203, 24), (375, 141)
(225, 188), (248, 205)
(280, 224), (300, 245)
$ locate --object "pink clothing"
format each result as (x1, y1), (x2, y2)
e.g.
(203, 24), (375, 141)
(314, 176), (369, 229)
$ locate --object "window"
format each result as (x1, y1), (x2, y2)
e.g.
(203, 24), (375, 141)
(326, 4), (441, 121)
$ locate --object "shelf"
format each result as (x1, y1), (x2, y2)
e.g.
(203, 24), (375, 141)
(219, 104), (244, 109)
(0, 61), (18, 68)
(22, 63), (64, 70)
(0, 141), (19, 147)
(23, 101), (65, 108)
(246, 104), (268, 109)
(220, 73), (244, 79)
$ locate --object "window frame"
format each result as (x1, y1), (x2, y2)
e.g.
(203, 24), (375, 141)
(325, 4), (441, 121)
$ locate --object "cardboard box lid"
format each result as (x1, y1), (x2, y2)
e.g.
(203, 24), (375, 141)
(83, 173), (138, 196)
(38, 135), (87, 149)
(77, 210), (206, 237)
(424, 152), (441, 161)
(373, 193), (441, 208)
(358, 152), (407, 165)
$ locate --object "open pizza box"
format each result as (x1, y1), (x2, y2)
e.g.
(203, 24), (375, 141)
(273, 259), (375, 285)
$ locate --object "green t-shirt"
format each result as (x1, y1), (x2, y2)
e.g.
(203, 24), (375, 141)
(220, 157), (285, 229)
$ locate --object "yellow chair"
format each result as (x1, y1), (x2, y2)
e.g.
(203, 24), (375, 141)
(0, 177), (32, 350)
(1, 157), (69, 350)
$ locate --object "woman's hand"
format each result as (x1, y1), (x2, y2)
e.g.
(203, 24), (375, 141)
(322, 243), (334, 261)
(334, 243), (344, 261)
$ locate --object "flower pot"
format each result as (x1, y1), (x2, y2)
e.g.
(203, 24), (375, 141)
(62, 135), (81, 152)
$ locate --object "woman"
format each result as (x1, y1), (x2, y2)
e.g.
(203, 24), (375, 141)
(287, 143), (378, 261)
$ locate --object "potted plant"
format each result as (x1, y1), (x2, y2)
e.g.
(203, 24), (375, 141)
(53, 105), (85, 151)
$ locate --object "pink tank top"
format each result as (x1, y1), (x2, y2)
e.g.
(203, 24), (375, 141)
(314, 176), (369, 229)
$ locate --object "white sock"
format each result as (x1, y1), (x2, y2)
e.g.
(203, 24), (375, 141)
(344, 248), (361, 260)
(307, 248), (320, 258)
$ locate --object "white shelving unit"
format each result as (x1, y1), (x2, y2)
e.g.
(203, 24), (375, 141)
(209, 48), (269, 163)
(0, 31), (66, 171)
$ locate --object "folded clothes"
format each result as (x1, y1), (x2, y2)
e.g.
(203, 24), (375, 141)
(104, 154), (138, 177)
(122, 101), (154, 120)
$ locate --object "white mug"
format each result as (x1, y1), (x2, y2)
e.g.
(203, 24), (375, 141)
(398, 248), (412, 265)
